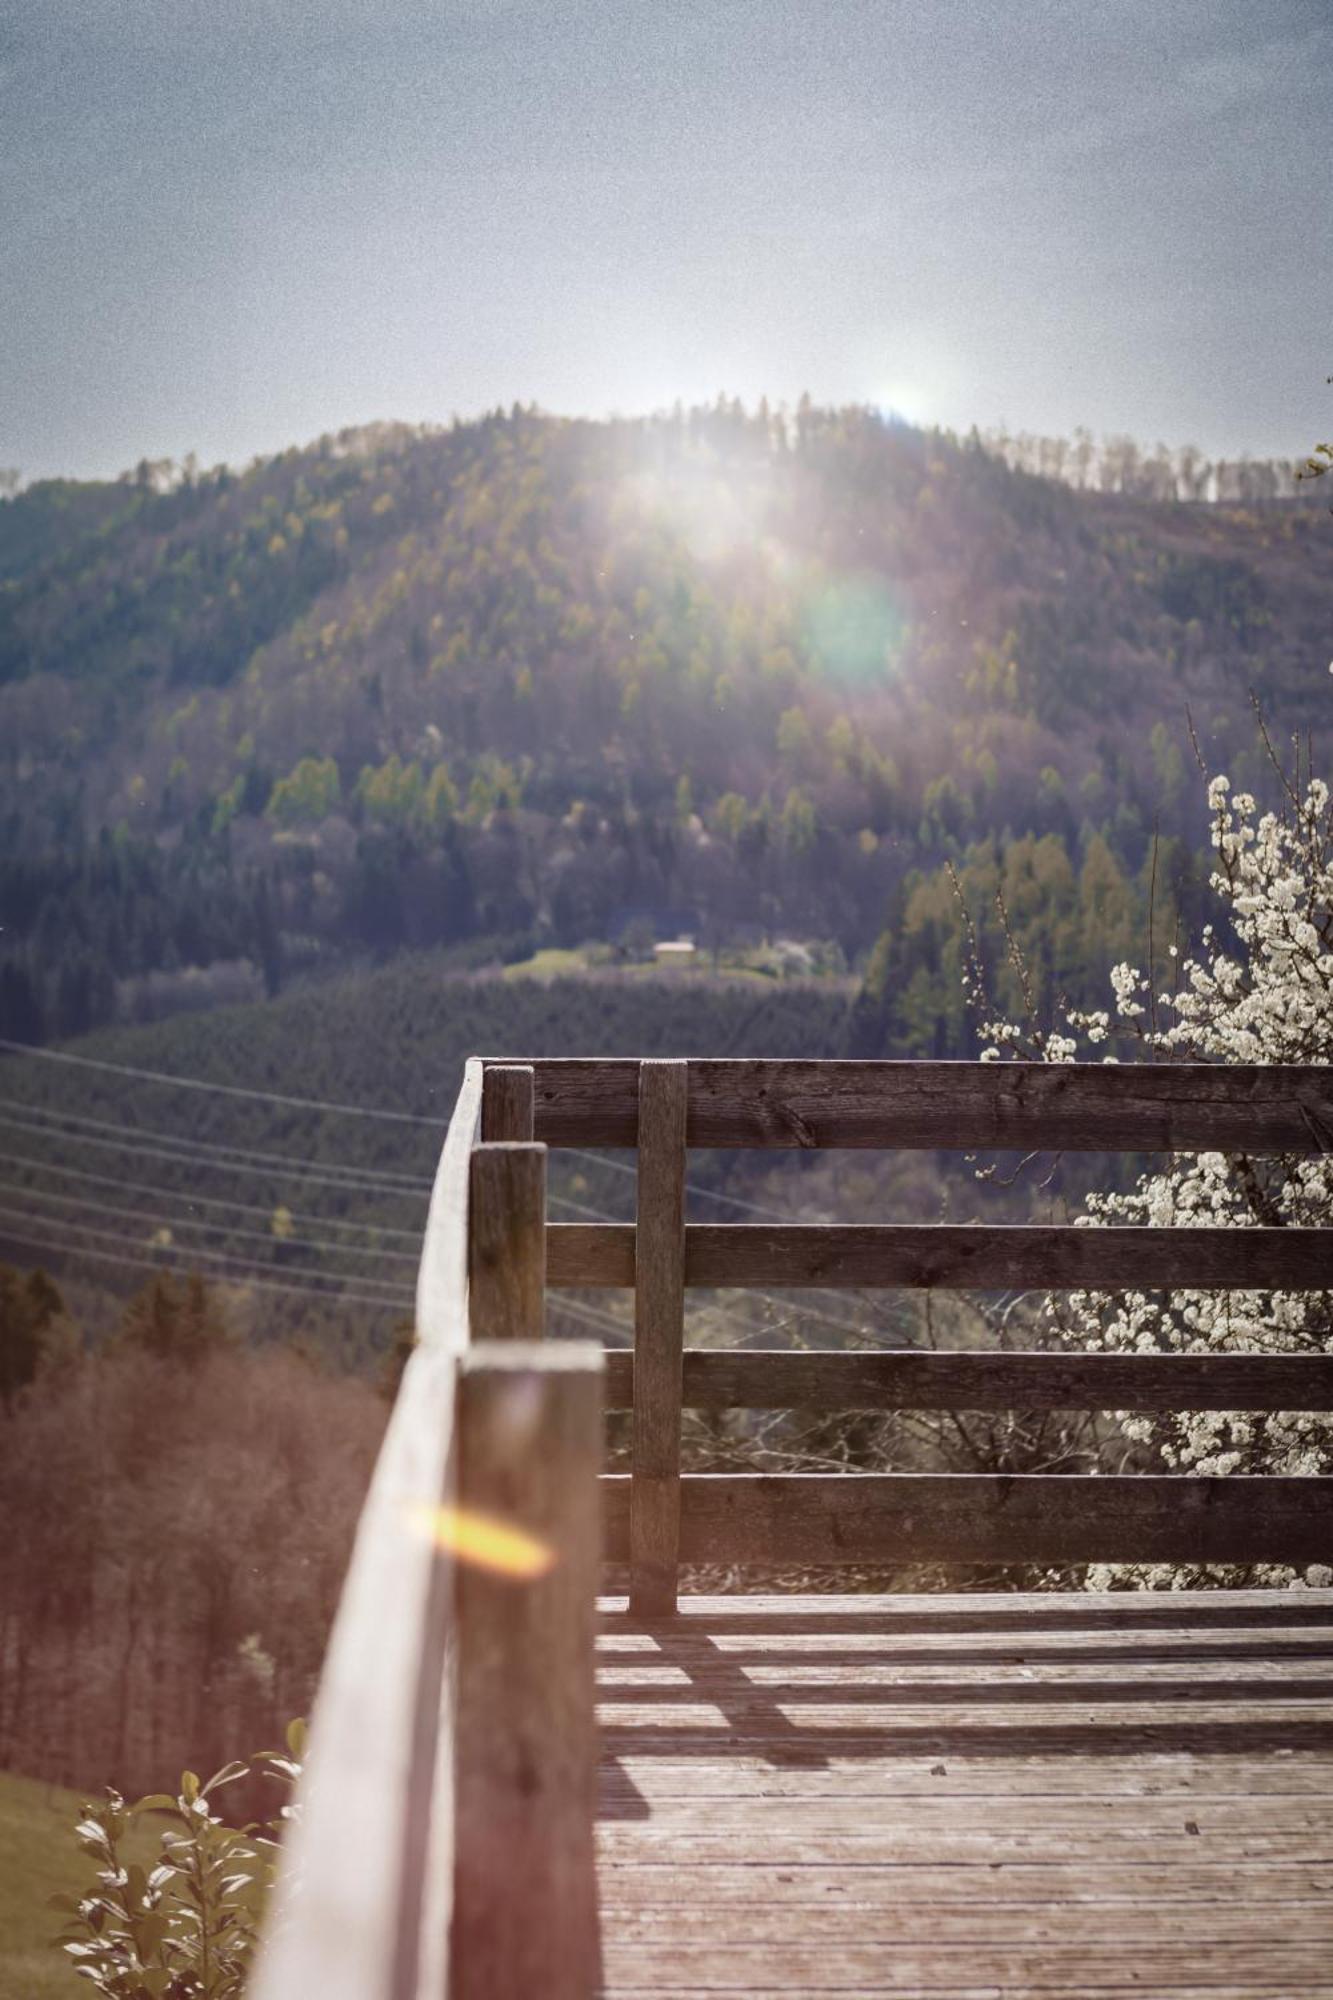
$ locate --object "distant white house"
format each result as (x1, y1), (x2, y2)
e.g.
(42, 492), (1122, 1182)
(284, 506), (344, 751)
(653, 938), (697, 965)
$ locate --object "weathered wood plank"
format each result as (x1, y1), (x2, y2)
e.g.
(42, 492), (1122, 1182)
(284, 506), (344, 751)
(468, 1142), (546, 1341)
(602, 1990), (1333, 2000)
(507, 1057), (1333, 1153)
(598, 1945), (1333, 1991)
(452, 1342), (604, 2000)
(597, 1861), (1333, 1901)
(603, 1984), (1333, 2000)
(481, 1062), (536, 1142)
(415, 1054), (484, 1350)
(600, 1474), (1333, 1565)
(592, 1587), (1333, 1994)
(601, 1348), (1333, 1412)
(630, 1061), (688, 1618)
(600, 1760), (1333, 1797)
(599, 1903), (1333, 1941)
(599, 1588), (1333, 1631)
(549, 1221), (1333, 1290)
(550, 1222), (634, 1284)
(250, 1344), (460, 2000)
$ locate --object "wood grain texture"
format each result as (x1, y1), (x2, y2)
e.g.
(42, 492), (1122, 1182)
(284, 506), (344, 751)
(595, 1589), (1333, 1999)
(452, 1343), (605, 2000)
(414, 1054), (484, 1351)
(468, 1141), (546, 1341)
(600, 1472), (1333, 1565)
(601, 1348), (1333, 1412)
(548, 1220), (1333, 1289)
(481, 1063), (536, 1142)
(250, 1343), (461, 2000)
(630, 1061), (688, 1619)
(503, 1057), (1333, 1152)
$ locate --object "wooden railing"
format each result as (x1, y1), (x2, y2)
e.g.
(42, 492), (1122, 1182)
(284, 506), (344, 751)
(528, 1056), (1333, 1613)
(252, 1060), (602, 2000)
(254, 1054), (1333, 1995)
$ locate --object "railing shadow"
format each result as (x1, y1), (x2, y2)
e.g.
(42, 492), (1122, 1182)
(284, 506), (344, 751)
(595, 1594), (1333, 1821)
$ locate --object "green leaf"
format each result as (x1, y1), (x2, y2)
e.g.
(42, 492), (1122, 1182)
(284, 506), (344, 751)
(285, 1716), (308, 1759)
(180, 1770), (201, 1803)
(203, 1759), (249, 1794)
(134, 1793), (180, 1815)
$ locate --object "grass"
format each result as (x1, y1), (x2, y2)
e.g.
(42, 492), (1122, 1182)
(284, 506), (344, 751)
(0, 1769), (87, 1999)
(0, 1771), (166, 2000)
(500, 945), (594, 980)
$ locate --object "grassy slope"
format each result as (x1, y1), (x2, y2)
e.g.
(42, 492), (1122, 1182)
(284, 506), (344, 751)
(0, 1770), (90, 2000)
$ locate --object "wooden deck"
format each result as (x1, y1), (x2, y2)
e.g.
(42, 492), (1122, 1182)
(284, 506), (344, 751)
(596, 1589), (1333, 1999)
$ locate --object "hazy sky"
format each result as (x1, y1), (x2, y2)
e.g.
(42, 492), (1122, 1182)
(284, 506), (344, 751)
(2, 0), (1330, 482)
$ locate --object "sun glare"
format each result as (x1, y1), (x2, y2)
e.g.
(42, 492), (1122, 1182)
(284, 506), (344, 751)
(409, 1503), (556, 1580)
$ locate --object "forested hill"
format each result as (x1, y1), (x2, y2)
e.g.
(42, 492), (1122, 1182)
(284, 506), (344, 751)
(2, 402), (1329, 1048)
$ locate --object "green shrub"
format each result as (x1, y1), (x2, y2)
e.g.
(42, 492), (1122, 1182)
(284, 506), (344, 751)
(51, 1721), (304, 1997)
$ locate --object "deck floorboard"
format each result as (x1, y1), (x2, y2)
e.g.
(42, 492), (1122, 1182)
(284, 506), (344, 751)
(596, 1589), (1333, 1998)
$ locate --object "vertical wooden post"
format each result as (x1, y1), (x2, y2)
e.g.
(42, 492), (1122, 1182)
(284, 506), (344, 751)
(468, 1142), (546, 1341)
(481, 1063), (535, 1142)
(451, 1342), (604, 2000)
(629, 1058), (688, 1617)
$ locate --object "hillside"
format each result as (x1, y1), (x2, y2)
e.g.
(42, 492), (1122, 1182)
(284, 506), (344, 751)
(2, 404), (1329, 1049)
(0, 955), (854, 1353)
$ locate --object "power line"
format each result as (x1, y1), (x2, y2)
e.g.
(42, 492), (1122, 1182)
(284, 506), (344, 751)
(0, 1106), (430, 1198)
(562, 1144), (825, 1222)
(0, 1202), (415, 1300)
(0, 1095), (429, 1187)
(548, 1182), (895, 1348)
(0, 1219), (414, 1312)
(0, 1037), (445, 1126)
(0, 1178), (421, 1266)
(547, 1296), (632, 1346)
(2, 1149), (425, 1240)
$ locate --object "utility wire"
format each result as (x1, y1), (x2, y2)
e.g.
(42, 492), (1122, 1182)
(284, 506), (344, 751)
(0, 1095), (429, 1187)
(0, 1107), (430, 1197)
(2, 1149), (425, 1240)
(0, 1219), (414, 1312)
(0, 1056), (911, 1341)
(0, 1037), (445, 1125)
(0, 1203), (415, 1299)
(0, 1178), (421, 1265)
(1, 1052), (838, 1221)
(548, 1297), (633, 1346)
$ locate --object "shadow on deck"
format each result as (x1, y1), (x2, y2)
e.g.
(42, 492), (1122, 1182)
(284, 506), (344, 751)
(596, 1589), (1333, 1998)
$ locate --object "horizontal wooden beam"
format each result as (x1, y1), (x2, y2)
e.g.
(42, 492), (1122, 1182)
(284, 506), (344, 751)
(548, 1222), (1333, 1291)
(491, 1058), (1333, 1153)
(601, 1348), (1333, 1413)
(601, 1472), (1333, 1567)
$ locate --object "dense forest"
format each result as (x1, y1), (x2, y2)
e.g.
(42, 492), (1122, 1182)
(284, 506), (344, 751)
(3, 403), (1329, 1047)
(0, 1263), (383, 1797)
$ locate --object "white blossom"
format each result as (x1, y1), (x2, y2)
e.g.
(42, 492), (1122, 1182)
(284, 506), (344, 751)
(982, 750), (1333, 1588)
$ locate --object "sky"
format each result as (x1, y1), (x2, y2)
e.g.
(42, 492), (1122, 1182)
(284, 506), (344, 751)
(2, 0), (1330, 483)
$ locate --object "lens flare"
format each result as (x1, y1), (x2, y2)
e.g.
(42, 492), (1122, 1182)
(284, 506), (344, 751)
(408, 1503), (555, 1579)
(801, 576), (905, 686)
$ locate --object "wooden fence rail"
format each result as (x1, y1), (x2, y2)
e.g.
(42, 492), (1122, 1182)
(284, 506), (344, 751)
(252, 1060), (602, 2000)
(548, 1221), (1333, 1290)
(601, 1347), (1333, 1412)
(524, 1057), (1330, 1607)
(252, 1054), (1332, 1997)
(502, 1056), (1333, 1151)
